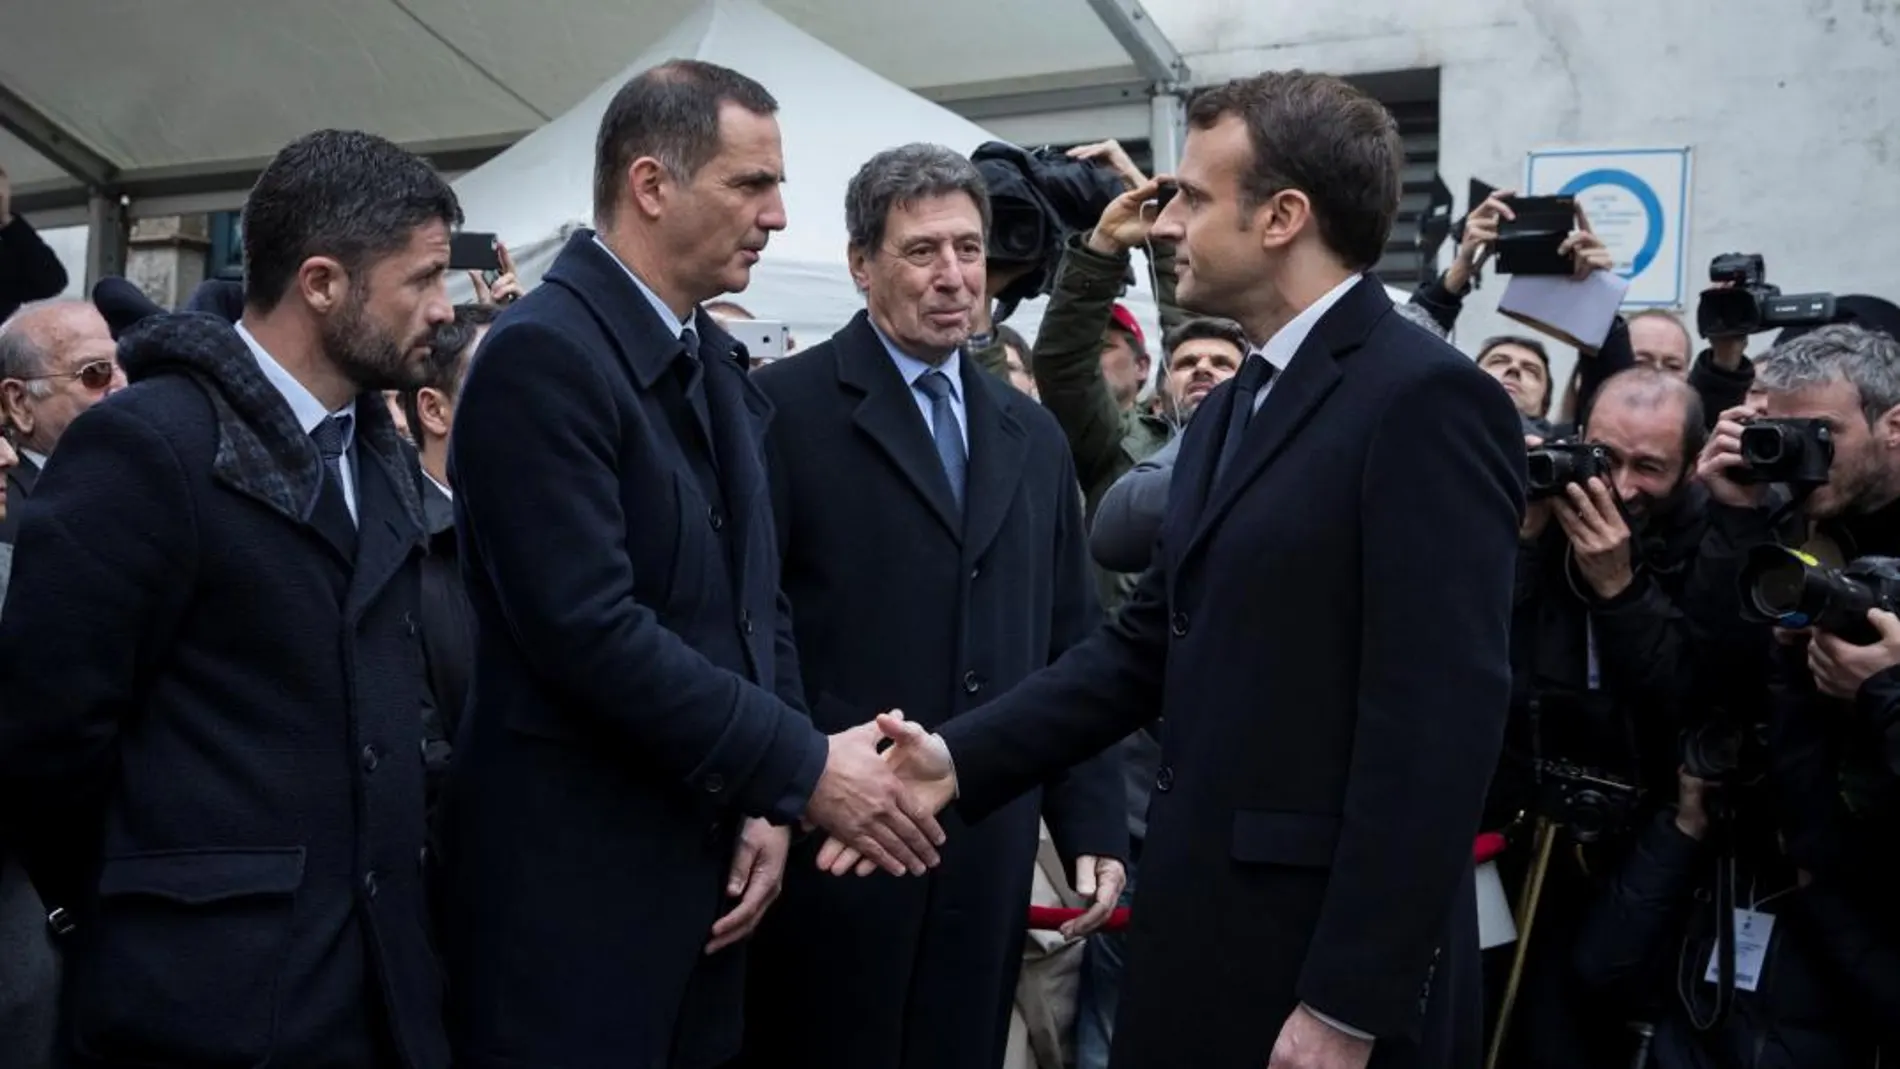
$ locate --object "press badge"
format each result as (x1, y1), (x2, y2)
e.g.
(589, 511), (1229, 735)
(1703, 909), (1775, 992)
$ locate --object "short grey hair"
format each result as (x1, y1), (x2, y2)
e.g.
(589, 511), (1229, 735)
(845, 143), (990, 254)
(0, 299), (64, 400)
(1755, 324), (1900, 426)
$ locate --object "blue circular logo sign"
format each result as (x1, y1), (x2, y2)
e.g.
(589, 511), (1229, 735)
(1557, 169), (1665, 279)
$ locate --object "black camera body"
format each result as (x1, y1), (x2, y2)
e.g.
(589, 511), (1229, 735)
(1681, 716), (1767, 786)
(1739, 544), (1900, 645)
(1732, 417), (1833, 487)
(1526, 441), (1611, 500)
(1697, 253), (1836, 337)
(1535, 759), (1643, 843)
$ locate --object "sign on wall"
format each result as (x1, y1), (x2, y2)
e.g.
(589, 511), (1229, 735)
(1524, 146), (1692, 309)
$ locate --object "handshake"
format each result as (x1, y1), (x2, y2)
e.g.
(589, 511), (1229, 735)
(804, 712), (958, 876)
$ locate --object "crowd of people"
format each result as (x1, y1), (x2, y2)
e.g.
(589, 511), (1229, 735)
(1, 54), (1898, 1069)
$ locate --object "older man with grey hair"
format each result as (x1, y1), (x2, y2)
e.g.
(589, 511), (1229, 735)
(0, 298), (123, 543)
(736, 142), (1126, 1069)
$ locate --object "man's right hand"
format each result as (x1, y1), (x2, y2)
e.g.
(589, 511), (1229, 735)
(804, 714), (948, 877)
(1086, 176), (1168, 257)
(1695, 403), (1770, 509)
(815, 711), (959, 877)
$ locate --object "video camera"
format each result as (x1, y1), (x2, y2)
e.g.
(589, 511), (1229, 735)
(1697, 254), (1836, 337)
(1526, 441), (1611, 500)
(1739, 544), (1900, 645)
(1730, 417), (1833, 487)
(971, 142), (1127, 316)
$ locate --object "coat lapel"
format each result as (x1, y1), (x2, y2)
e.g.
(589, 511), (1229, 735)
(697, 316), (774, 676)
(344, 403), (427, 625)
(1182, 277), (1390, 561)
(958, 360), (1027, 563)
(12, 454), (39, 496)
(835, 313), (962, 541)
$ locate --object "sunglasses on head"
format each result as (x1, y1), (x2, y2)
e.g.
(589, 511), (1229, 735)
(26, 360), (118, 391)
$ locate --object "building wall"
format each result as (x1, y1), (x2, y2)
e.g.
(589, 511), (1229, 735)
(1152, 0), (1900, 389)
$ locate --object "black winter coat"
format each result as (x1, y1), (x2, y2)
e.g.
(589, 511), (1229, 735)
(0, 312), (445, 1069)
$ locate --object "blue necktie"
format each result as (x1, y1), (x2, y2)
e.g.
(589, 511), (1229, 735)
(914, 369), (967, 511)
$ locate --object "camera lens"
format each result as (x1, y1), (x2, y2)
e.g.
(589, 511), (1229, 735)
(1740, 426), (1785, 465)
(1749, 557), (1809, 616)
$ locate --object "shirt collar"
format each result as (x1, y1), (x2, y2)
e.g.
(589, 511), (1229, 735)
(592, 234), (689, 342)
(869, 319), (962, 399)
(234, 321), (356, 444)
(1253, 273), (1365, 372)
(423, 469), (453, 502)
(19, 448), (47, 472)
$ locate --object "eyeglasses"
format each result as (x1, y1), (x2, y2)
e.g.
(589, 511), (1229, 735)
(24, 360), (118, 391)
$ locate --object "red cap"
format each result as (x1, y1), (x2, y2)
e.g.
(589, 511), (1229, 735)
(1108, 303), (1145, 347)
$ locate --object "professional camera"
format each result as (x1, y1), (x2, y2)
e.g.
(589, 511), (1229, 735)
(1730, 417), (1833, 487)
(1534, 759), (1642, 843)
(971, 141), (1126, 314)
(1680, 717), (1767, 786)
(1697, 253), (1836, 337)
(1739, 544), (1900, 645)
(1526, 441), (1611, 500)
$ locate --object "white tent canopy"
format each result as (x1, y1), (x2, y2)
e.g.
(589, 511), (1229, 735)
(454, 0), (1161, 346)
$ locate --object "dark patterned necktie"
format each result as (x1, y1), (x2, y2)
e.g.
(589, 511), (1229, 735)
(310, 412), (356, 535)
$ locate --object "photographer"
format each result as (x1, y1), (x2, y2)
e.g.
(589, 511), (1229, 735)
(1490, 367), (1712, 1067)
(1572, 768), (1881, 1068)
(1688, 323), (1900, 1043)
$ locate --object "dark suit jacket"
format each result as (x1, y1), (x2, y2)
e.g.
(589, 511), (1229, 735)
(0, 312), (445, 1069)
(738, 313), (1124, 1069)
(0, 454), (41, 544)
(443, 231), (829, 1069)
(937, 277), (1526, 1069)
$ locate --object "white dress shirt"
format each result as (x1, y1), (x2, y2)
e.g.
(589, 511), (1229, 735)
(871, 322), (970, 453)
(235, 322), (358, 521)
(19, 448), (47, 472)
(1249, 273), (1367, 413)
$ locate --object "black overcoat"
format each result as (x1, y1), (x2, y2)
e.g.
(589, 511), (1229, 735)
(0, 312), (447, 1069)
(937, 278), (1527, 1069)
(442, 232), (828, 1069)
(737, 313), (1125, 1069)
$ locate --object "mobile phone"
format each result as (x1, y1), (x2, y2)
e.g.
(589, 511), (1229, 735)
(728, 319), (790, 363)
(1152, 180), (1179, 211)
(450, 231), (503, 272)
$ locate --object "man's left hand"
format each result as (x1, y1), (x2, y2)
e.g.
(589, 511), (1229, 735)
(1808, 609), (1900, 699)
(1555, 477), (1634, 600)
(707, 818), (789, 954)
(1268, 1005), (1374, 1069)
(1061, 855), (1127, 940)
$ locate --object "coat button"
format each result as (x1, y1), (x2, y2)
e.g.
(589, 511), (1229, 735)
(739, 609), (754, 635)
(1155, 766), (1175, 793)
(970, 564), (981, 580)
(362, 871), (379, 899)
(403, 612), (419, 638)
(705, 773), (725, 794)
(709, 506), (725, 531)
(962, 670), (981, 694)
(361, 745), (380, 773)
(1170, 612), (1189, 637)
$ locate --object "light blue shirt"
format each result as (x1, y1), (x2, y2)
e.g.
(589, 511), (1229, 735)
(870, 322), (968, 453)
(235, 321), (358, 521)
(593, 234), (690, 344)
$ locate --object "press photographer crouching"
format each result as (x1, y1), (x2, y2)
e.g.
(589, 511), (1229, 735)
(1684, 323), (1900, 1049)
(1487, 367), (1712, 1068)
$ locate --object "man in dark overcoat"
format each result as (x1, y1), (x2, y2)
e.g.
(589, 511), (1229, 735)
(737, 143), (1126, 1069)
(0, 130), (462, 1069)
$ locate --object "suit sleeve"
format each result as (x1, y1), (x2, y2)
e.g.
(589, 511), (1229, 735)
(1296, 364), (1525, 1040)
(451, 321), (826, 824)
(1089, 436), (1178, 574)
(0, 403), (197, 907)
(1037, 444), (1128, 868)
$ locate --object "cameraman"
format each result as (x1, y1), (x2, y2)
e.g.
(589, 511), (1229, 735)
(1689, 323), (1900, 1043)
(1492, 366), (1712, 1068)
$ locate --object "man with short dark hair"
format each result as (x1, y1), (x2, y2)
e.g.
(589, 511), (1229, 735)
(833, 70), (1526, 1069)
(739, 142), (1124, 1069)
(0, 128), (461, 1069)
(443, 60), (943, 1069)
(0, 298), (124, 542)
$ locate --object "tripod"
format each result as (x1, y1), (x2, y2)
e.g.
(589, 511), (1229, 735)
(1484, 814), (1561, 1069)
